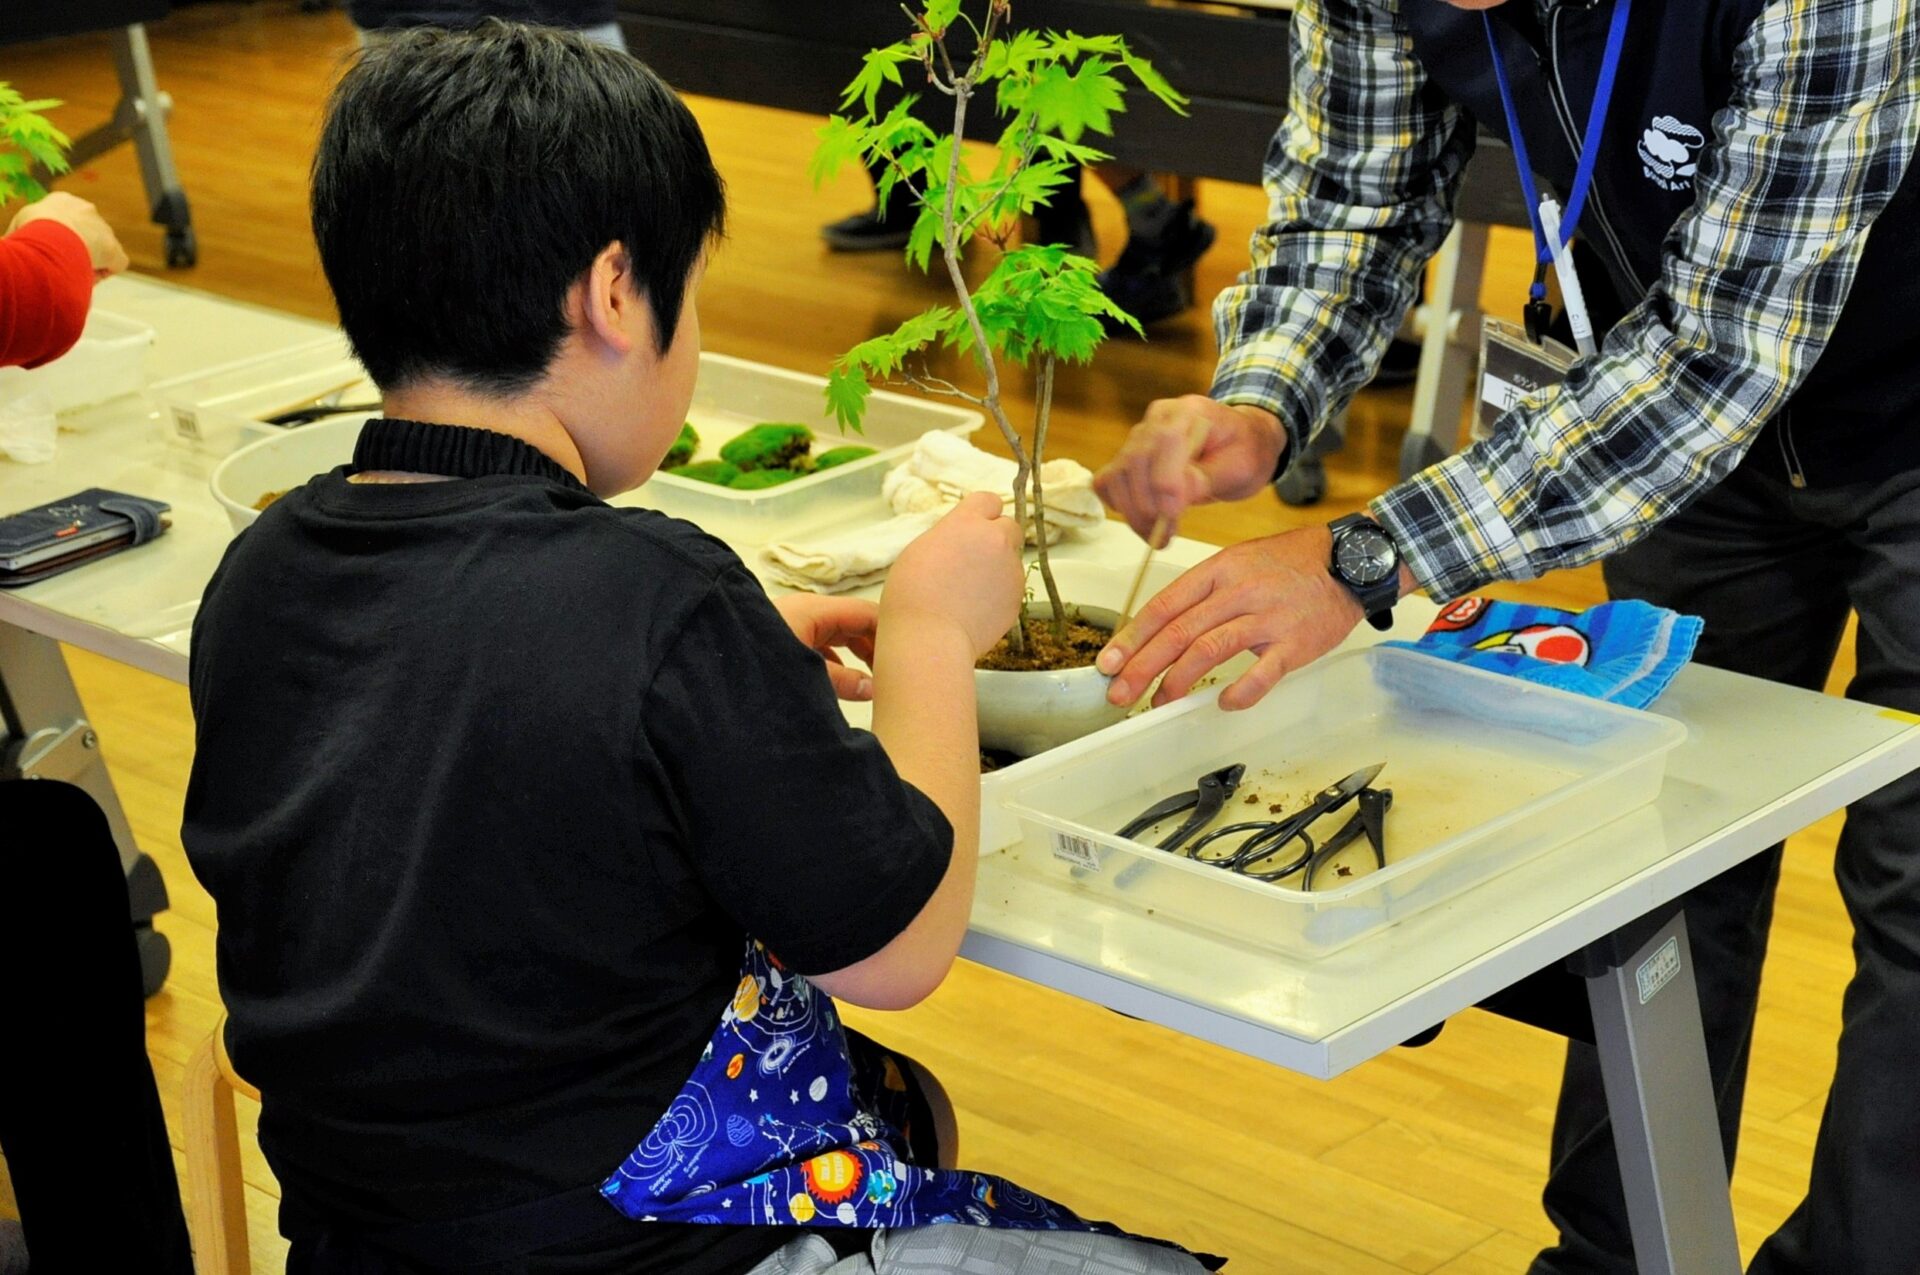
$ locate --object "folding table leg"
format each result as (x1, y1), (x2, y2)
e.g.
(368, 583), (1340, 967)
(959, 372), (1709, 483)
(1585, 912), (1743, 1275)
(111, 24), (196, 267)
(0, 624), (172, 995)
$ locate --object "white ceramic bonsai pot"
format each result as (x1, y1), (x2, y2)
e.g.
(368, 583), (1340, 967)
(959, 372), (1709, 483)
(210, 414), (368, 533)
(976, 602), (1126, 756)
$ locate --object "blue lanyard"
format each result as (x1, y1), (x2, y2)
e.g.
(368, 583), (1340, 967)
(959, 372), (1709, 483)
(1484, 0), (1633, 305)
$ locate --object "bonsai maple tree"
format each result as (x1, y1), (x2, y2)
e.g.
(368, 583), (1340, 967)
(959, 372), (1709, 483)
(0, 84), (70, 205)
(812, 0), (1185, 650)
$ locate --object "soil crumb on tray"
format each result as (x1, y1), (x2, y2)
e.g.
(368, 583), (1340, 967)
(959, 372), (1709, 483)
(977, 615), (1110, 672)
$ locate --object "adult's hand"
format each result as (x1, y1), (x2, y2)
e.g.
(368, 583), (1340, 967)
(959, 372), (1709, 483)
(772, 593), (880, 702)
(1093, 396), (1286, 544)
(1096, 525), (1373, 711)
(9, 192), (130, 279)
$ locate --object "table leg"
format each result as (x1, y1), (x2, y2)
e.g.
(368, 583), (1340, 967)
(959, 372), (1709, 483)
(1585, 912), (1742, 1275)
(0, 623), (172, 995)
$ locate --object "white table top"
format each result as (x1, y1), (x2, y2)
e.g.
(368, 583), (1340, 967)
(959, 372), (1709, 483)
(8, 274), (1917, 1085)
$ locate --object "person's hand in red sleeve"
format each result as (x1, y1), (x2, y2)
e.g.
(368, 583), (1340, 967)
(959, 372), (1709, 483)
(1, 192), (130, 369)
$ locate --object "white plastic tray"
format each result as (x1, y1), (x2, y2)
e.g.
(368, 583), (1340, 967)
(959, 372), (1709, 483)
(614, 352), (981, 542)
(994, 648), (1686, 957)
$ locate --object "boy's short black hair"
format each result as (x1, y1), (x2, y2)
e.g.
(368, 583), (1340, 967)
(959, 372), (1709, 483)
(312, 21), (726, 393)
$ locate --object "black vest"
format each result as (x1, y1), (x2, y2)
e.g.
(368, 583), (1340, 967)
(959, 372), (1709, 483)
(1404, 0), (1920, 486)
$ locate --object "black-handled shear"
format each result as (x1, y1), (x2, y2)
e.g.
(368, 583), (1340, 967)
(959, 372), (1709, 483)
(1302, 786), (1392, 890)
(1115, 763), (1245, 854)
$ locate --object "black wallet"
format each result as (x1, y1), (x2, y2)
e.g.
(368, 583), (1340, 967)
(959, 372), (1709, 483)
(0, 488), (172, 588)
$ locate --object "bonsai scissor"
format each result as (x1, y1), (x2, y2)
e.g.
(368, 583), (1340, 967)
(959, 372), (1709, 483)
(1174, 762), (1390, 888)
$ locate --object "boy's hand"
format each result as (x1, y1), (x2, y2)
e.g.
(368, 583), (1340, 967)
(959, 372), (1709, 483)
(884, 492), (1024, 657)
(772, 594), (879, 702)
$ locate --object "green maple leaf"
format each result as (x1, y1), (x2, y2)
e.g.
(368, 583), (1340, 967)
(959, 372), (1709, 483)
(1120, 50), (1187, 113)
(840, 43), (918, 118)
(984, 28), (1048, 86)
(922, 0), (963, 36)
(1024, 59), (1127, 141)
(824, 366), (873, 433)
(905, 201), (944, 272)
(1034, 134), (1112, 166)
(0, 84), (69, 202)
(809, 115), (867, 187)
(993, 158), (1074, 222)
(1045, 31), (1125, 59)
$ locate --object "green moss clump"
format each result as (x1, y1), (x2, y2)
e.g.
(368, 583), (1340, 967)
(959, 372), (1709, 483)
(728, 468), (803, 490)
(663, 422), (699, 469)
(720, 423), (813, 472)
(814, 445), (877, 470)
(666, 459), (740, 486)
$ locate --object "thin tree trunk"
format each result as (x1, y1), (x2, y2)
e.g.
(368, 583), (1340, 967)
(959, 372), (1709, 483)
(937, 74), (1030, 655)
(1031, 356), (1067, 639)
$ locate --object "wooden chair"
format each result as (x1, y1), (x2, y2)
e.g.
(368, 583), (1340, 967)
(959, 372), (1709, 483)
(182, 1017), (257, 1275)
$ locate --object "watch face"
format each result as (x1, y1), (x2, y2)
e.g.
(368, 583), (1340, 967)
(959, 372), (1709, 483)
(1336, 527), (1397, 586)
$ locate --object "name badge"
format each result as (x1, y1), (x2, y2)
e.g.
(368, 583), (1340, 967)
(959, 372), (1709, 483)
(1476, 317), (1579, 440)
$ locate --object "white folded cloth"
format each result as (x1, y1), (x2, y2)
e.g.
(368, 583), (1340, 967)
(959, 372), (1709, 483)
(882, 430), (1103, 540)
(763, 511), (942, 594)
(762, 433), (1103, 593)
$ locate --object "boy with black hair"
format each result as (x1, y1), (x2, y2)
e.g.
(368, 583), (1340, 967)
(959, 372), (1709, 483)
(184, 23), (1214, 1275)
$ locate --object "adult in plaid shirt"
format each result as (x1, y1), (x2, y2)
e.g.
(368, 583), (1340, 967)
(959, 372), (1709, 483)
(1095, 0), (1920, 1271)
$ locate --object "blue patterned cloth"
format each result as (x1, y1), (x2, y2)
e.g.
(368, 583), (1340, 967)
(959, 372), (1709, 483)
(599, 941), (1219, 1268)
(1384, 597), (1701, 709)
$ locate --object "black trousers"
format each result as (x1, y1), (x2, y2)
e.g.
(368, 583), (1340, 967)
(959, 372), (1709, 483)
(1530, 458), (1920, 1274)
(0, 780), (192, 1273)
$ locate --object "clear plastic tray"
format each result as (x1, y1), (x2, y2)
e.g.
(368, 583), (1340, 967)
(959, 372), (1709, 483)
(614, 352), (981, 543)
(0, 309), (155, 415)
(994, 648), (1686, 957)
(148, 335), (367, 455)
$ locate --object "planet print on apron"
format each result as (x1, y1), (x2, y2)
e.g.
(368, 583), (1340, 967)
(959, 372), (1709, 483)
(598, 940), (1220, 1266)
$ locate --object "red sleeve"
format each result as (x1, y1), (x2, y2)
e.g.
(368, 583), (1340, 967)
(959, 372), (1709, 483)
(0, 220), (94, 369)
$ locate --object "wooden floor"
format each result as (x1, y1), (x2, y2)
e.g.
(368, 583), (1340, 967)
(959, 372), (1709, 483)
(1, 5), (1862, 1270)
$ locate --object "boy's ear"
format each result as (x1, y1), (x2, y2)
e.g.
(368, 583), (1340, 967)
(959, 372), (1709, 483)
(577, 241), (654, 356)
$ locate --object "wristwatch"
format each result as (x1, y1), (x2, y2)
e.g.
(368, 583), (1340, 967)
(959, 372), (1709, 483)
(1328, 513), (1400, 632)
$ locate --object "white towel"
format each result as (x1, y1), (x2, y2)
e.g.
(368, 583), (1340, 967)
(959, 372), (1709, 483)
(763, 511), (942, 594)
(882, 430), (1103, 540)
(763, 434), (1103, 593)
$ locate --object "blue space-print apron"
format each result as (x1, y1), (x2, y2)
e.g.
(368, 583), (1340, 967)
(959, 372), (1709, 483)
(599, 940), (1207, 1255)
(307, 939), (1220, 1269)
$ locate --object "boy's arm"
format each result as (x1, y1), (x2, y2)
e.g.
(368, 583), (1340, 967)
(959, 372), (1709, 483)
(809, 494), (1022, 1010)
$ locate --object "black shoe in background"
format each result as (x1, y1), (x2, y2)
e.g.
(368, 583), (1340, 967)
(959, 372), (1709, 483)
(1099, 200), (1217, 329)
(1031, 187), (1097, 258)
(820, 206), (913, 252)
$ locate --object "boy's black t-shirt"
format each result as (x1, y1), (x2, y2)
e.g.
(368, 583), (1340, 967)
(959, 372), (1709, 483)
(182, 420), (953, 1275)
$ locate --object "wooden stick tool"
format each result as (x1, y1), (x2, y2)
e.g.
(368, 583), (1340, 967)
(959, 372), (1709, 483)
(1118, 424), (1209, 626)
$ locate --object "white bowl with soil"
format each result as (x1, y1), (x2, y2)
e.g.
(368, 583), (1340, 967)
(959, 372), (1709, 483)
(210, 414), (368, 533)
(976, 601), (1127, 757)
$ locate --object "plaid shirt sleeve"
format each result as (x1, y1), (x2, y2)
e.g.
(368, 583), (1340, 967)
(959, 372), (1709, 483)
(1210, 0), (1471, 469)
(1219, 0), (1920, 601)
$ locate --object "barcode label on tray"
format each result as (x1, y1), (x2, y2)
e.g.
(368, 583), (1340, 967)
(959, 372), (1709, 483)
(1050, 832), (1102, 872)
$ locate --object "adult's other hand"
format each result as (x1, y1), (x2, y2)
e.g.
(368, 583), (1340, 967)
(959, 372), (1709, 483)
(1093, 396), (1285, 544)
(1096, 526), (1375, 711)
